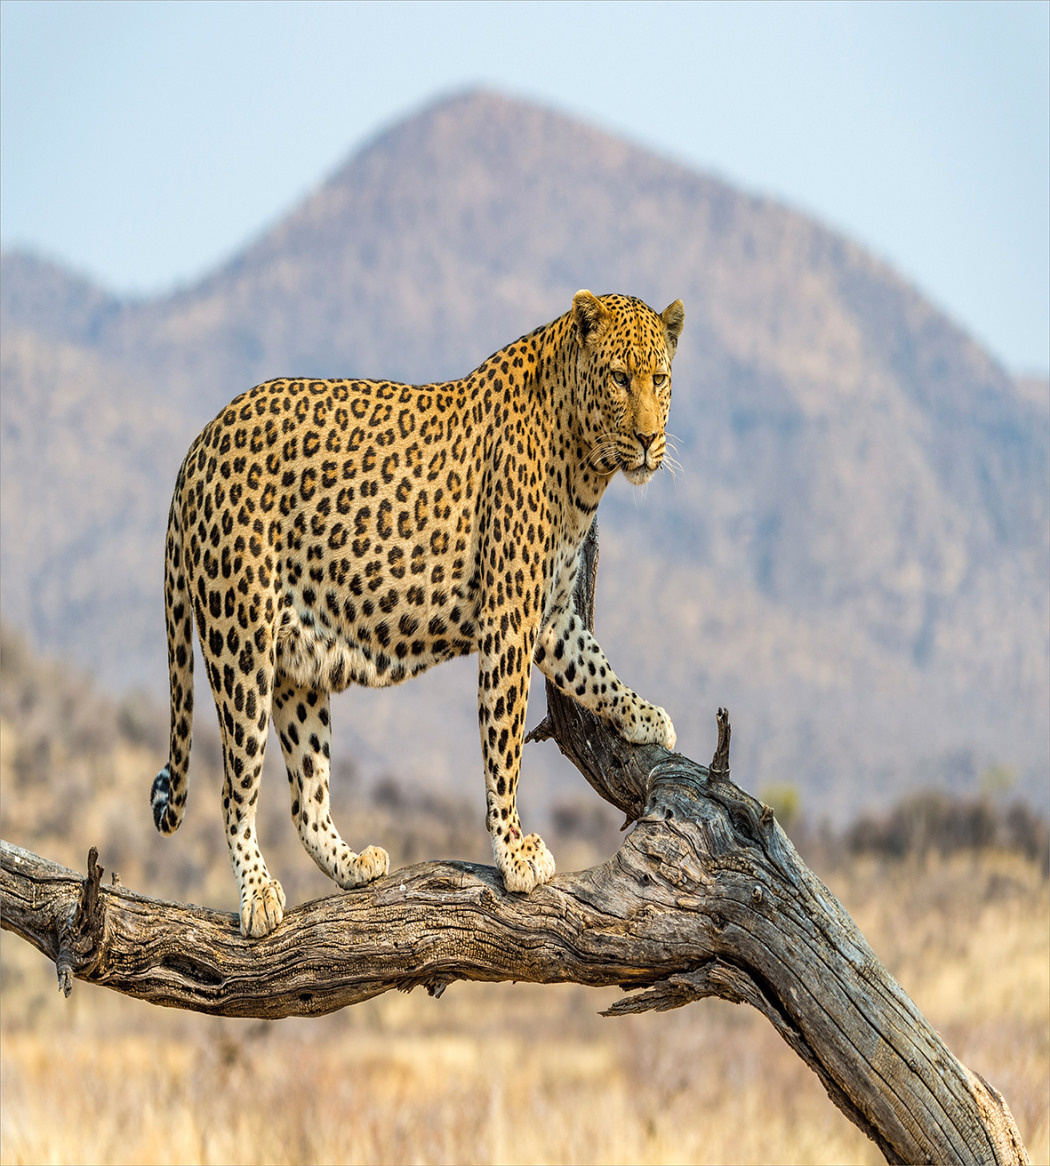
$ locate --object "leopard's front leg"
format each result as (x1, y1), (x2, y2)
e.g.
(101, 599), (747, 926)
(535, 604), (676, 749)
(478, 624), (555, 893)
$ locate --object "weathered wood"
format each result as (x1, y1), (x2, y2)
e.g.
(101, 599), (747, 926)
(0, 522), (1029, 1165)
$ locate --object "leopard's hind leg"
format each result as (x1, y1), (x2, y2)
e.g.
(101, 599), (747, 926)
(271, 675), (389, 890)
(206, 652), (287, 939)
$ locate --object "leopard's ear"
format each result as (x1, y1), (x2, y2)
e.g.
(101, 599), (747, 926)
(661, 299), (685, 355)
(573, 290), (610, 348)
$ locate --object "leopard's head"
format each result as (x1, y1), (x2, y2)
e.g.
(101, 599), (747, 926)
(572, 290), (684, 486)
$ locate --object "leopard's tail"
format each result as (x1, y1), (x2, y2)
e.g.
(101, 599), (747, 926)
(152, 474), (195, 835)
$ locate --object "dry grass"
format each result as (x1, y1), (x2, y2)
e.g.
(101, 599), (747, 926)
(2, 849), (1046, 1166)
(0, 981), (884, 1166)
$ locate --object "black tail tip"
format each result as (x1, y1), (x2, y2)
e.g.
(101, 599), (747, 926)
(151, 766), (171, 832)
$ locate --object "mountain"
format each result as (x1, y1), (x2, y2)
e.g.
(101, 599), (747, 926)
(2, 88), (1047, 820)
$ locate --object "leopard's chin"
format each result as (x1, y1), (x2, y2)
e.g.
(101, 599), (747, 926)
(622, 462), (658, 486)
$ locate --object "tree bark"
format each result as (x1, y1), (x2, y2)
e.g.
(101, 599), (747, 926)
(0, 524), (1029, 1165)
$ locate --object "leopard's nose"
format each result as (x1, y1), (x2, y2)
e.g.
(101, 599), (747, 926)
(636, 432), (656, 451)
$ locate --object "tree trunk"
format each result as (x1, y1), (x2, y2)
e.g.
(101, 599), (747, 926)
(0, 523), (1029, 1165)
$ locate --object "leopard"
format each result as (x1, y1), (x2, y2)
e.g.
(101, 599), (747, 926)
(151, 289), (684, 937)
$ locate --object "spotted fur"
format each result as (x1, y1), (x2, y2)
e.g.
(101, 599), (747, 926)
(152, 290), (684, 937)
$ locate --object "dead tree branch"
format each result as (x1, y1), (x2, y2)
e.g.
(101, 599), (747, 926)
(0, 523), (1029, 1165)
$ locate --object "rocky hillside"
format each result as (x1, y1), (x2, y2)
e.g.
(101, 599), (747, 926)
(2, 89), (1046, 817)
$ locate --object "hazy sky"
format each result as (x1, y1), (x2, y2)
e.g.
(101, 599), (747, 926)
(2, 0), (1047, 375)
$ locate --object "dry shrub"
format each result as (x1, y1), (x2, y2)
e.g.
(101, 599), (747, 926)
(846, 790), (1049, 871)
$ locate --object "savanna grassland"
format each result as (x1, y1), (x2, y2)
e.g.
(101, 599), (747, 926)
(2, 628), (1048, 1165)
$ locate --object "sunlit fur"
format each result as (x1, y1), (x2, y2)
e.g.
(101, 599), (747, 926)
(152, 290), (684, 937)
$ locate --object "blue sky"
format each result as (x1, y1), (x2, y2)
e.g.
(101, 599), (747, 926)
(1, 0), (1047, 375)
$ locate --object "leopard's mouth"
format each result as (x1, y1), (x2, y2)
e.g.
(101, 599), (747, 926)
(596, 437), (661, 484)
(621, 455), (659, 485)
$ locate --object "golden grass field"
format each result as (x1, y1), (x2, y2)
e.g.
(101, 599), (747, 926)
(2, 847), (1047, 1166)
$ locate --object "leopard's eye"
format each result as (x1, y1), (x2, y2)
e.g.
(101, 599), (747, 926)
(652, 373), (667, 388)
(611, 370), (629, 388)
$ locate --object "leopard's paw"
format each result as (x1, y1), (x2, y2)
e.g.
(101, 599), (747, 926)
(497, 832), (556, 894)
(335, 845), (389, 889)
(240, 877), (286, 938)
(652, 706), (677, 750)
(620, 701), (676, 750)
